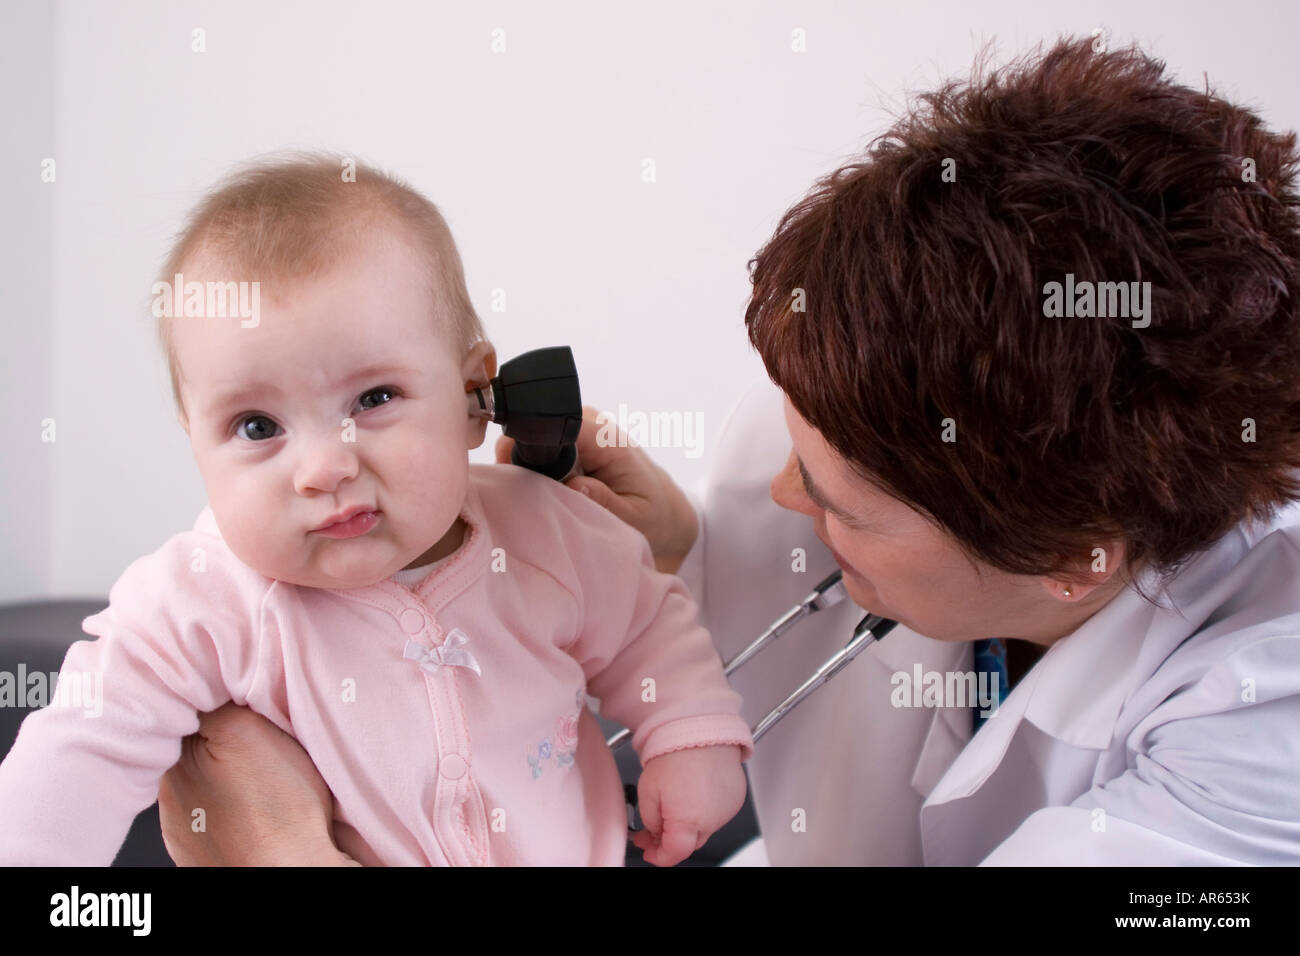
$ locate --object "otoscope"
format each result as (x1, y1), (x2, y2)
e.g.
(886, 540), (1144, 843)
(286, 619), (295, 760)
(466, 346), (584, 482)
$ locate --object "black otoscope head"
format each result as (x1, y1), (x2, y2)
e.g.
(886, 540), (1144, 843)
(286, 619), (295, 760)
(467, 346), (583, 482)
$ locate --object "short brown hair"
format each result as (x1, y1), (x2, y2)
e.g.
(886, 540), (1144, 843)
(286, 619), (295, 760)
(745, 36), (1300, 590)
(155, 150), (485, 415)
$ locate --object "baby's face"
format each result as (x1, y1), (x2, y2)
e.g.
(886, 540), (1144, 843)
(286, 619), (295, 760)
(172, 231), (494, 588)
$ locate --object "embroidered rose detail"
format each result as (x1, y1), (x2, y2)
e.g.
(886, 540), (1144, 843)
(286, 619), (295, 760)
(555, 713), (579, 753)
(526, 692), (587, 780)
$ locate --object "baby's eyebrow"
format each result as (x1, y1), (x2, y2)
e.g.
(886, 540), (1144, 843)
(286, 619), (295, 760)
(204, 363), (421, 415)
(205, 381), (285, 416)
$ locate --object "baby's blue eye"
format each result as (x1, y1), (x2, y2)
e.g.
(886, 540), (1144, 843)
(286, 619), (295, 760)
(237, 415), (279, 441)
(357, 387), (397, 411)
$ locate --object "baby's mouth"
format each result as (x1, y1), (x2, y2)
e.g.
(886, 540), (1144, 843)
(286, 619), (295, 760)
(312, 510), (382, 539)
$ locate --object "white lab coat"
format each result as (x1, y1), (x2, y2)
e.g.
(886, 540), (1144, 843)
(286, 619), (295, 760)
(675, 376), (1300, 865)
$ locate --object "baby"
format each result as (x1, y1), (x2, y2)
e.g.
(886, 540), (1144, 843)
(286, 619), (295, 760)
(0, 152), (753, 866)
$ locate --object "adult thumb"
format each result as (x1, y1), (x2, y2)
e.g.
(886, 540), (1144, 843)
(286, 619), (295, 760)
(564, 475), (622, 518)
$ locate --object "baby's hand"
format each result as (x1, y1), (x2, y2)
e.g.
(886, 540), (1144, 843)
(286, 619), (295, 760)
(630, 744), (746, 866)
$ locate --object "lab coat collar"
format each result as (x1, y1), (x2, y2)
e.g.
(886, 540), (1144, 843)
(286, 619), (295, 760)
(921, 517), (1257, 808)
(1017, 578), (1160, 750)
(1020, 519), (1259, 749)
(905, 572), (1164, 802)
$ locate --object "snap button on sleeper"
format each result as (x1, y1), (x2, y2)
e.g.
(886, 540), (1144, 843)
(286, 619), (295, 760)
(440, 754), (468, 779)
(399, 608), (426, 634)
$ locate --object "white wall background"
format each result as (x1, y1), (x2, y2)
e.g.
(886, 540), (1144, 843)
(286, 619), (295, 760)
(2, 0), (1297, 603)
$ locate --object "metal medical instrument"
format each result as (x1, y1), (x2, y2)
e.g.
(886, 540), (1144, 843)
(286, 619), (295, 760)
(606, 569), (899, 832)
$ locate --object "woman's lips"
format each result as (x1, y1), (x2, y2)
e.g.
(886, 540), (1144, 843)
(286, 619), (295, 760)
(828, 544), (867, 586)
(313, 511), (381, 539)
(823, 538), (850, 569)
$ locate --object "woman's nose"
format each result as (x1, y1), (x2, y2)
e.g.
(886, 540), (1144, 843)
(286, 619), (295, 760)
(294, 433), (361, 495)
(771, 450), (818, 518)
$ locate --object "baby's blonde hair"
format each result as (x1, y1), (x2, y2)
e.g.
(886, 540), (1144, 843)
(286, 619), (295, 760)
(155, 150), (486, 417)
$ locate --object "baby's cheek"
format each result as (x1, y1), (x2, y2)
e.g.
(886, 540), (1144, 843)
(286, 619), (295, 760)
(214, 496), (287, 576)
(405, 449), (468, 498)
(224, 520), (273, 573)
(411, 472), (467, 528)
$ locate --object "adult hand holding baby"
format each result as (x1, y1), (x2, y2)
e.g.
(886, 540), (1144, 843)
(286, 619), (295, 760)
(494, 405), (700, 575)
(158, 703), (358, 866)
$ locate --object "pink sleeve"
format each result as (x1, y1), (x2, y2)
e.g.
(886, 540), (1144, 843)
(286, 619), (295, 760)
(0, 534), (266, 865)
(552, 487), (755, 766)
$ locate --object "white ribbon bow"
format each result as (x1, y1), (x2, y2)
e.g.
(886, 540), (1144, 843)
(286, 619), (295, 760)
(403, 628), (482, 677)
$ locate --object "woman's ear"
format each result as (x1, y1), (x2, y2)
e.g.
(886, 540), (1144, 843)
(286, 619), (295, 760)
(1040, 540), (1126, 602)
(463, 340), (498, 450)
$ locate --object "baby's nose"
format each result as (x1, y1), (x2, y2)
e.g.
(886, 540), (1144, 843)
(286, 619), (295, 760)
(294, 432), (361, 495)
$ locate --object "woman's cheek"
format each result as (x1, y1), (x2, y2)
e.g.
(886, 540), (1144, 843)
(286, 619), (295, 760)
(827, 524), (864, 563)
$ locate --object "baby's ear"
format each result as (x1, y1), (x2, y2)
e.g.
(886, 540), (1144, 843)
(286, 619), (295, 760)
(461, 339), (497, 386)
(466, 395), (489, 449)
(463, 340), (497, 450)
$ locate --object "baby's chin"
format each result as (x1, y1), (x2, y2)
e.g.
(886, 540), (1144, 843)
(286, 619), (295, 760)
(233, 549), (402, 589)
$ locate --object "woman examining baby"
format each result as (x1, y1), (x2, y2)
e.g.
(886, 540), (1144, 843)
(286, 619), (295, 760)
(157, 37), (1300, 866)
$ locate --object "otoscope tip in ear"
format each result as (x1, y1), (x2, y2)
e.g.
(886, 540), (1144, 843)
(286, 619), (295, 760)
(467, 384), (494, 421)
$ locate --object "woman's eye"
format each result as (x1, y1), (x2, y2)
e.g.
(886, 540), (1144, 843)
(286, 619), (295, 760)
(357, 386), (398, 411)
(237, 415), (279, 441)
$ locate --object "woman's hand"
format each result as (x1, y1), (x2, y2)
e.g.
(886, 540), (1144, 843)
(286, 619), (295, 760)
(158, 703), (358, 866)
(494, 405), (699, 574)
